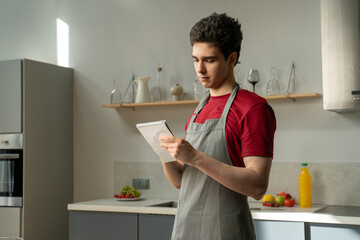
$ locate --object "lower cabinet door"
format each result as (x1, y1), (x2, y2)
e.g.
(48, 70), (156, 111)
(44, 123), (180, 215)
(69, 211), (138, 240)
(0, 207), (21, 237)
(254, 220), (305, 240)
(139, 214), (175, 240)
(310, 223), (360, 240)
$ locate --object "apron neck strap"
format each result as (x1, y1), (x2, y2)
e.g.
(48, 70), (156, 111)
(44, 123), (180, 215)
(189, 83), (239, 126)
(220, 83), (239, 120)
(195, 91), (210, 115)
(189, 90), (210, 124)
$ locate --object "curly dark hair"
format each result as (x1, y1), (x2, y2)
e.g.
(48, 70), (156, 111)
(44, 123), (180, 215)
(189, 13), (243, 66)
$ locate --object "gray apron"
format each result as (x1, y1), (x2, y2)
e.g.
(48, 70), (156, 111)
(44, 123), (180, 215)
(171, 84), (256, 240)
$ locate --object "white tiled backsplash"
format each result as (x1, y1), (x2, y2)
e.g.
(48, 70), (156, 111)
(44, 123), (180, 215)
(115, 162), (360, 206)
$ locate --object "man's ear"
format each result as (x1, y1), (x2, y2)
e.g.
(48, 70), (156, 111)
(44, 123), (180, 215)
(228, 52), (237, 67)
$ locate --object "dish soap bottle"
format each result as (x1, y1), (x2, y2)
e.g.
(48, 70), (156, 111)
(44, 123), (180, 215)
(299, 163), (312, 208)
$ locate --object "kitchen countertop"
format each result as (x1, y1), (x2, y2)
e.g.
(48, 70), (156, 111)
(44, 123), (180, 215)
(68, 198), (178, 215)
(68, 198), (360, 226)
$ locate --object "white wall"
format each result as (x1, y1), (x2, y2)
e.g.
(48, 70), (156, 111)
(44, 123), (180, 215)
(1, 0), (359, 202)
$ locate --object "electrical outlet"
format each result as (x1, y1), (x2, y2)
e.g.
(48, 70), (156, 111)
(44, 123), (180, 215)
(132, 178), (150, 189)
(133, 179), (140, 189)
(140, 179), (150, 189)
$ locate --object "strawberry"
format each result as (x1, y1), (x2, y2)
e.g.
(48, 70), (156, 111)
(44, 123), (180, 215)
(285, 193), (292, 199)
(263, 201), (277, 207)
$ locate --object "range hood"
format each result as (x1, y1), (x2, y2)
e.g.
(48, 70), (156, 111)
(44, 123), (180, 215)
(321, 0), (360, 112)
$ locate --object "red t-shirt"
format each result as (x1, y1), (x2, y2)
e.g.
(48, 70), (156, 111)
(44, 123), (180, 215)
(185, 89), (276, 167)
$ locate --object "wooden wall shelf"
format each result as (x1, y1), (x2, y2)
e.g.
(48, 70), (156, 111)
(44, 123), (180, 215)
(102, 99), (200, 108)
(263, 92), (322, 100)
(102, 93), (322, 109)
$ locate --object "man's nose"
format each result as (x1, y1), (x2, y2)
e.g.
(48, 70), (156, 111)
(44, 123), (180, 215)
(197, 61), (206, 74)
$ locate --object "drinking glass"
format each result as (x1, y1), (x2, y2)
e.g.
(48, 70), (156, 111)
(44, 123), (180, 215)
(267, 79), (280, 95)
(266, 67), (280, 95)
(110, 79), (122, 104)
(247, 69), (260, 93)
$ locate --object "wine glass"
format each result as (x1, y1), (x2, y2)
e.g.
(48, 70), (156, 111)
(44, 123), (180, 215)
(247, 69), (260, 93)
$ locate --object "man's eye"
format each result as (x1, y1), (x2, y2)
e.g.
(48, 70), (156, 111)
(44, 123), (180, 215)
(193, 59), (199, 62)
(206, 59), (215, 63)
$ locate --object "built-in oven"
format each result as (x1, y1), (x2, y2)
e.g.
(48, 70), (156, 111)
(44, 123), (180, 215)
(0, 133), (23, 207)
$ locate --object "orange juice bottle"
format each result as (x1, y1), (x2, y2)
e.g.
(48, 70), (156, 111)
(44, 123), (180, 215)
(299, 163), (312, 207)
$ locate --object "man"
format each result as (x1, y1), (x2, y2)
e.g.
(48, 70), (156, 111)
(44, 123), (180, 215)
(160, 13), (276, 240)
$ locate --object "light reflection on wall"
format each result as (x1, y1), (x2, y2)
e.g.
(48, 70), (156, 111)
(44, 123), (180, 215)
(56, 18), (69, 67)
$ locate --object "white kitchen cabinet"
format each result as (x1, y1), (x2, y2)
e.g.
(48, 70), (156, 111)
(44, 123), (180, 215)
(0, 59), (22, 133)
(310, 224), (360, 240)
(254, 220), (305, 240)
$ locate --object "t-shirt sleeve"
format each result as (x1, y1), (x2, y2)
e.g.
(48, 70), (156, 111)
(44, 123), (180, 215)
(240, 103), (276, 158)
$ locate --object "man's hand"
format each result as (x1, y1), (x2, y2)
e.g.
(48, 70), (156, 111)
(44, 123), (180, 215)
(159, 136), (201, 166)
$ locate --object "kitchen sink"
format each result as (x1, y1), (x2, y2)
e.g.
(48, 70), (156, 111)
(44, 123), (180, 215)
(147, 201), (178, 208)
(146, 203), (280, 211)
(249, 207), (286, 211)
(250, 207), (262, 210)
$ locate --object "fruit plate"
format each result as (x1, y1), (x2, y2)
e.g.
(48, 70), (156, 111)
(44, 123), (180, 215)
(114, 196), (144, 201)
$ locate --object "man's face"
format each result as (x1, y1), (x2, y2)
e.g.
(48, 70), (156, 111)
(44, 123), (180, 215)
(192, 42), (234, 90)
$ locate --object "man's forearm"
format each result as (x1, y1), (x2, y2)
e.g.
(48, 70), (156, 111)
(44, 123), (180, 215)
(161, 160), (183, 189)
(193, 153), (272, 200)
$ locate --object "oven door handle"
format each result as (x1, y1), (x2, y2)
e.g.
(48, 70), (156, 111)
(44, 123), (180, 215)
(0, 153), (20, 159)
